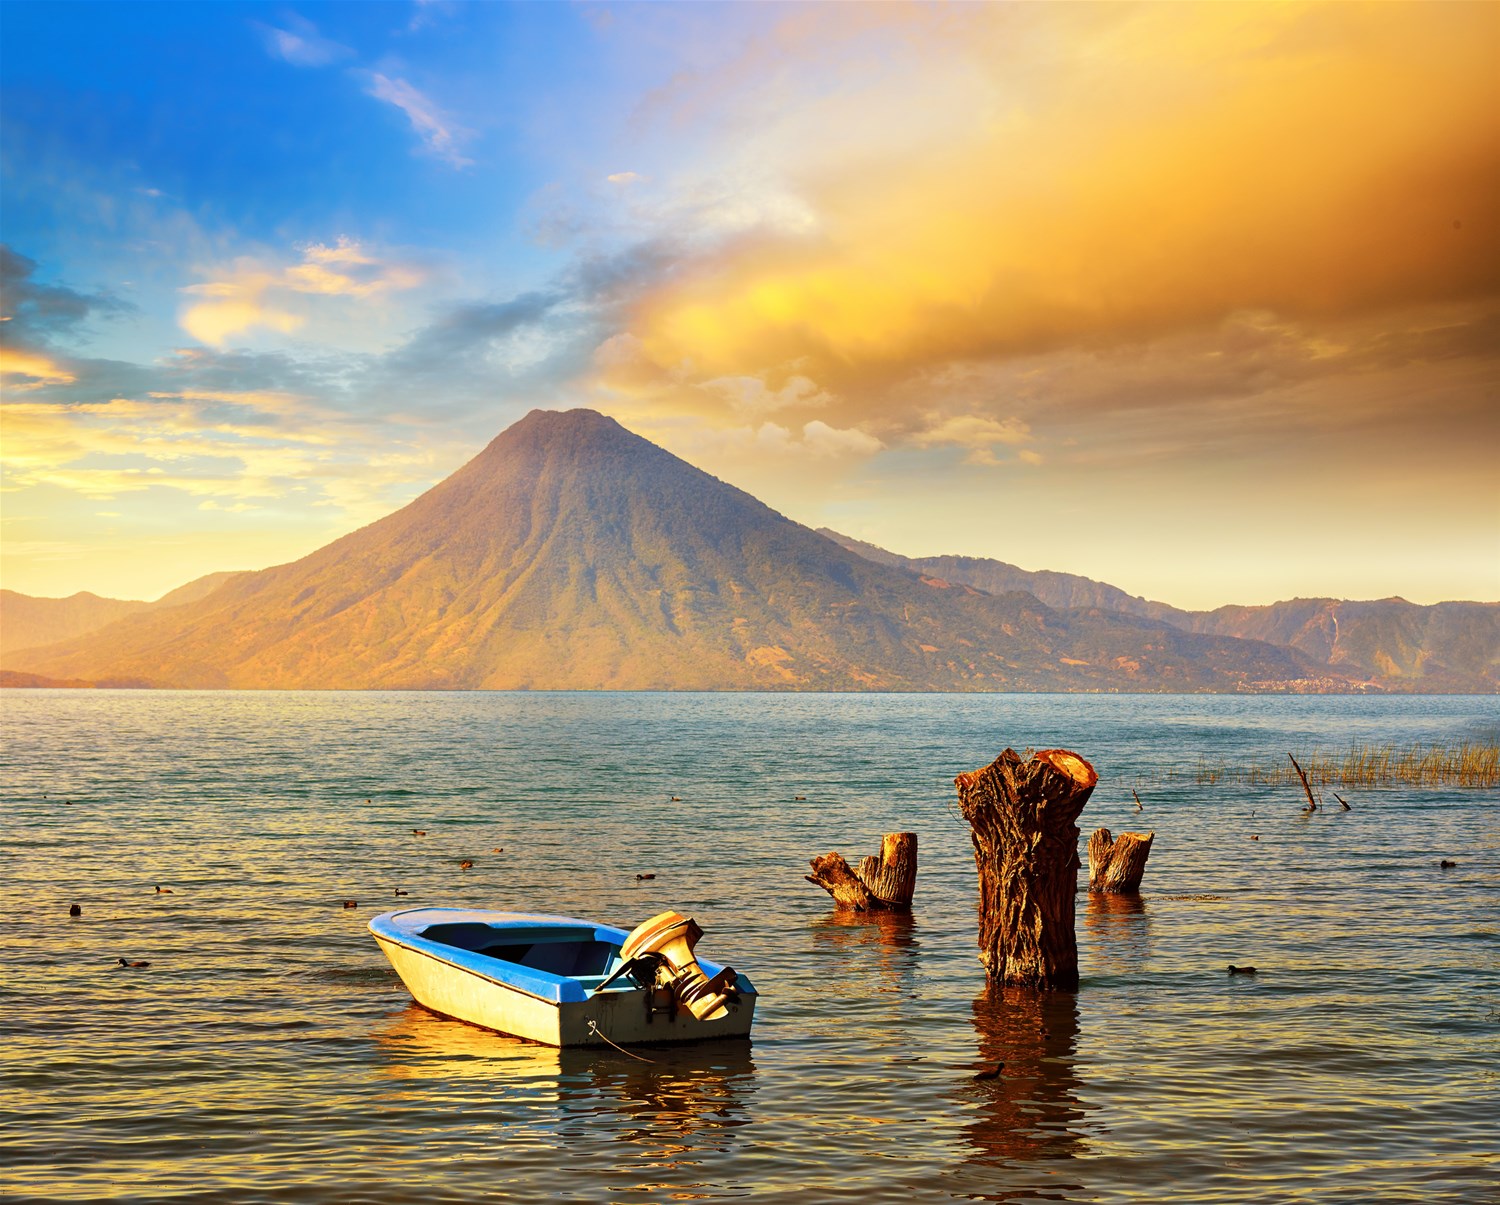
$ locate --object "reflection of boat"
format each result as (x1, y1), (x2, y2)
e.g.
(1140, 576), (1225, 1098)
(369, 907), (757, 1047)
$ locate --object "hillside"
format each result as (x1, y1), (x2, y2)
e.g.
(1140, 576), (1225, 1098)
(2, 410), (1321, 692)
(0, 572), (243, 656)
(821, 533), (1499, 691)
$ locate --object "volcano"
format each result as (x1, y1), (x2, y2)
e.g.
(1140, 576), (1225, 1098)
(4, 409), (1321, 691)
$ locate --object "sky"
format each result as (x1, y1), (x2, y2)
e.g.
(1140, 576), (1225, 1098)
(2, 1), (1497, 608)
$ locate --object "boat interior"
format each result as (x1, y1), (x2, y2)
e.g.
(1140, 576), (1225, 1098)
(421, 922), (628, 989)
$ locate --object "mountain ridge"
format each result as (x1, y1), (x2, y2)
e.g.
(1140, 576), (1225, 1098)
(819, 531), (1499, 691)
(2, 408), (1328, 692)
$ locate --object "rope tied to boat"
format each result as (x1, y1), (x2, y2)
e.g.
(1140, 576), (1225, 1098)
(587, 1019), (655, 1063)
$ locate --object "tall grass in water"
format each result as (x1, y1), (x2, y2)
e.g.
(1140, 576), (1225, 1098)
(1188, 741), (1498, 789)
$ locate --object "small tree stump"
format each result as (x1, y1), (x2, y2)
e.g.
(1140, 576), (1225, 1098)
(806, 832), (917, 911)
(956, 748), (1097, 989)
(857, 832), (918, 907)
(1087, 827), (1155, 893)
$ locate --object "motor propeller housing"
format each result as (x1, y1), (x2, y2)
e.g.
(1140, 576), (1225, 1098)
(620, 910), (737, 1021)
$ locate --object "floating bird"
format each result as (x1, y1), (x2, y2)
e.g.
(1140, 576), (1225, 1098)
(118, 958), (150, 968)
(394, 889), (408, 897)
(492, 847), (504, 853)
(155, 885), (174, 894)
(670, 796), (681, 802)
(972, 1062), (1004, 1081)
(635, 873), (656, 881)
(1440, 859), (1457, 869)
(412, 829), (426, 836)
(69, 903), (82, 917)
(1227, 964), (1257, 975)
(794, 795), (806, 801)
(1248, 835), (1259, 841)
(459, 860), (473, 870)
(342, 900), (358, 909)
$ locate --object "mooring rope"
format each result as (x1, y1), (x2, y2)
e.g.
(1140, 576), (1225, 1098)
(587, 1019), (655, 1063)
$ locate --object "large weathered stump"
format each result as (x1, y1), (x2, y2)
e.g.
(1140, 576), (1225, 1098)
(806, 832), (917, 911)
(956, 749), (1097, 989)
(1087, 827), (1155, 893)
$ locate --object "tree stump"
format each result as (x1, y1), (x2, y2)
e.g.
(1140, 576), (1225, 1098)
(1087, 827), (1155, 892)
(857, 832), (918, 908)
(806, 832), (917, 911)
(956, 748), (1097, 989)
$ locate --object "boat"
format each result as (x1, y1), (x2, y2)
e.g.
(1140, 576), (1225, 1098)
(368, 906), (757, 1047)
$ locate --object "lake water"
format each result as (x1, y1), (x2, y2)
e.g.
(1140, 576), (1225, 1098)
(2, 691), (1497, 1204)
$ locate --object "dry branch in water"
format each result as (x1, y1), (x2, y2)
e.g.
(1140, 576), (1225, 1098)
(1289, 752), (1319, 812)
(806, 832), (917, 911)
(956, 748), (1097, 990)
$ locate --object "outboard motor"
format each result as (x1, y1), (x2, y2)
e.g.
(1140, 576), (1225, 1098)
(620, 910), (737, 1021)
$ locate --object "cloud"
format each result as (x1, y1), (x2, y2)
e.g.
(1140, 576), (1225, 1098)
(0, 245), (130, 340)
(366, 73), (474, 168)
(179, 291), (304, 347)
(607, 172), (644, 186)
(0, 245), (127, 395)
(0, 388), (457, 525)
(702, 373), (830, 416)
(591, 2), (1500, 448)
(178, 238), (426, 347)
(255, 15), (354, 68)
(800, 419), (883, 458)
(0, 347), (78, 389)
(910, 413), (1037, 468)
(912, 414), (1031, 450)
(406, 0), (455, 34)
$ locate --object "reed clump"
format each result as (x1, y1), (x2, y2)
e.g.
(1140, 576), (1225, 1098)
(1187, 741), (1497, 789)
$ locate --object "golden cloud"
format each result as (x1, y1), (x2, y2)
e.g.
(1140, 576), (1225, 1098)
(602, 2), (1500, 426)
(179, 238), (426, 347)
(0, 347), (77, 388)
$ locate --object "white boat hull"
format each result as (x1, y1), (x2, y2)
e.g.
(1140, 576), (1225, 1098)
(371, 915), (756, 1048)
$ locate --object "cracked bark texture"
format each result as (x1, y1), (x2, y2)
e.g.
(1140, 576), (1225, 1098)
(956, 749), (1098, 989)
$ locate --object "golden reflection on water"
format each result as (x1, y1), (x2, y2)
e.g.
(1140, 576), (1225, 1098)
(959, 985), (1088, 1201)
(560, 1042), (756, 1165)
(373, 1001), (756, 1185)
(809, 907), (920, 998)
(375, 1003), (565, 1084)
(1081, 890), (1152, 973)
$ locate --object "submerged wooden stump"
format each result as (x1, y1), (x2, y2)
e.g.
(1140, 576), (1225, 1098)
(1087, 827), (1155, 893)
(956, 749), (1097, 989)
(806, 832), (917, 911)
